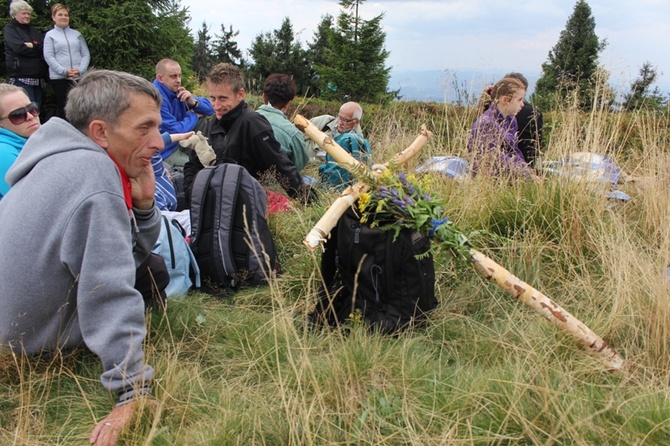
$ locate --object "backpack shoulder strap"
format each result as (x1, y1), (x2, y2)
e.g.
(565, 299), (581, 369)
(160, 215), (176, 269)
(189, 165), (217, 243)
(211, 164), (243, 279)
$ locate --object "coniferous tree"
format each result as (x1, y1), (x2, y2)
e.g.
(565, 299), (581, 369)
(192, 21), (213, 82)
(623, 62), (665, 111)
(0, 0), (193, 116)
(305, 14), (333, 97)
(212, 24), (244, 68)
(0, 0), (194, 81)
(533, 0), (607, 110)
(314, 0), (392, 103)
(246, 17), (310, 94)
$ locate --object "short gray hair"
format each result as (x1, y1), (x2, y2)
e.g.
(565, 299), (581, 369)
(340, 101), (363, 120)
(9, 0), (33, 17)
(66, 69), (162, 133)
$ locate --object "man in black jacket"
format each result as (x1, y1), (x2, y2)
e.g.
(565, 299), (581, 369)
(183, 63), (312, 205)
(3, 0), (45, 106)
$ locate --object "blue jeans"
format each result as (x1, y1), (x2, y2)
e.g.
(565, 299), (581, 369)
(10, 79), (44, 108)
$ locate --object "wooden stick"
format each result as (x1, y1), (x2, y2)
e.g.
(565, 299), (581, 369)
(294, 114), (364, 173)
(304, 183), (370, 250)
(389, 125), (433, 166)
(297, 117), (432, 250)
(297, 115), (624, 370)
(470, 248), (625, 370)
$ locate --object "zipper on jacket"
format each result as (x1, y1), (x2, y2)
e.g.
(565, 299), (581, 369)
(59, 27), (74, 71)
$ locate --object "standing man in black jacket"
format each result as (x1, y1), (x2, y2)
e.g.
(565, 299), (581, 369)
(3, 0), (45, 107)
(183, 63), (313, 205)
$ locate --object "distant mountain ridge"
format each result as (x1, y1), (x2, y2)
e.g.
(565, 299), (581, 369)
(389, 69), (540, 104)
(390, 69), (670, 104)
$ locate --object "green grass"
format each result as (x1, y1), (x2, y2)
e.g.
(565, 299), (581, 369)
(2, 98), (670, 445)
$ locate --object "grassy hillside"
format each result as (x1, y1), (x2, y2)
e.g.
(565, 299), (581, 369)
(2, 97), (670, 445)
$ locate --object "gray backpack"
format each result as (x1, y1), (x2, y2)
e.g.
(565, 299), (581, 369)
(189, 164), (279, 294)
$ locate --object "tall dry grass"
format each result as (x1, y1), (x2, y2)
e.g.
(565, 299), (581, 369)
(2, 91), (670, 445)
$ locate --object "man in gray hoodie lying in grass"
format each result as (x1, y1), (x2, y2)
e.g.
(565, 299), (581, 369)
(0, 69), (167, 446)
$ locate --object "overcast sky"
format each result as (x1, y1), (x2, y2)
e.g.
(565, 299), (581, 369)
(179, 0), (670, 91)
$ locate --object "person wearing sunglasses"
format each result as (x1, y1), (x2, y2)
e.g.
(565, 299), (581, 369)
(0, 84), (41, 200)
(3, 1), (46, 107)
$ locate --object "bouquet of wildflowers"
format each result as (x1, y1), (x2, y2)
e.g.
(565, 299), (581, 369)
(357, 169), (471, 264)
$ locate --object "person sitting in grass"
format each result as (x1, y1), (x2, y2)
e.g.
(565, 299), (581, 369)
(504, 72), (544, 168)
(318, 101), (373, 190)
(153, 58), (214, 167)
(304, 102), (366, 160)
(182, 63), (314, 206)
(468, 76), (536, 179)
(256, 73), (309, 172)
(0, 83), (41, 199)
(0, 69), (168, 446)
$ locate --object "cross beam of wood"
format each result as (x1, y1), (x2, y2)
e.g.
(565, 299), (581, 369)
(294, 114), (432, 250)
(294, 114), (625, 371)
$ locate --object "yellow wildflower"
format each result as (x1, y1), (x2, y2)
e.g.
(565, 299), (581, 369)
(358, 192), (371, 213)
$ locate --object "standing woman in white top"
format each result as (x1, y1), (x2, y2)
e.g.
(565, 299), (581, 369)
(43, 3), (90, 120)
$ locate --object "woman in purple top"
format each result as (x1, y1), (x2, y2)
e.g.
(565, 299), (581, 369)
(468, 77), (535, 178)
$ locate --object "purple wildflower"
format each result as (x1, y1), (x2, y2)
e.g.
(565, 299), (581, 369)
(398, 173), (416, 194)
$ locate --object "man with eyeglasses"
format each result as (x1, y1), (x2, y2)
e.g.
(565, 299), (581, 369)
(306, 101), (365, 159)
(318, 101), (372, 190)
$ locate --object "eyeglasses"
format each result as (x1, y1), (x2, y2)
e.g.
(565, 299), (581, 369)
(0, 102), (39, 125)
(337, 115), (358, 124)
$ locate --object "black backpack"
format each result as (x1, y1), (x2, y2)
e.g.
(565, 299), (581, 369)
(167, 165), (188, 212)
(310, 206), (437, 334)
(189, 164), (279, 293)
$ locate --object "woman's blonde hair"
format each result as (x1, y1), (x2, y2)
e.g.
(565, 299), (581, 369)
(476, 77), (526, 114)
(0, 84), (27, 99)
(51, 3), (70, 16)
(0, 84), (28, 116)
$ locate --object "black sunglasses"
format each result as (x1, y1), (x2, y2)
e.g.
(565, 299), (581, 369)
(0, 102), (40, 125)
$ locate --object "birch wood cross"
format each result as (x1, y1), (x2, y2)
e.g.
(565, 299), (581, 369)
(294, 114), (625, 371)
(294, 114), (431, 250)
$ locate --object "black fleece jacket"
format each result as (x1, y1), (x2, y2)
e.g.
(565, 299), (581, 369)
(183, 101), (306, 205)
(3, 19), (45, 79)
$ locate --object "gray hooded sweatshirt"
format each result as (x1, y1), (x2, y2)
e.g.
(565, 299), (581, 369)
(0, 118), (158, 403)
